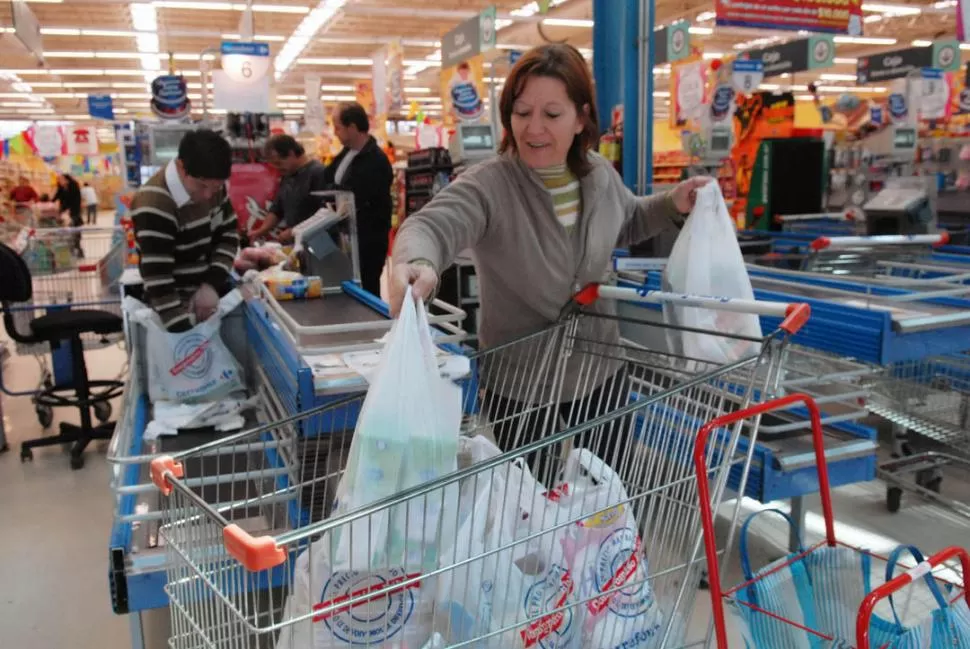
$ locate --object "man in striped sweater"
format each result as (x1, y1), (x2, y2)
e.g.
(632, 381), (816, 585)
(130, 129), (240, 332)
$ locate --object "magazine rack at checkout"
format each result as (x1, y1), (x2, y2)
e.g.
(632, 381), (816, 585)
(696, 393), (970, 649)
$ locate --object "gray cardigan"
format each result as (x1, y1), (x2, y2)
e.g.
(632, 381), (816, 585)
(393, 151), (682, 402)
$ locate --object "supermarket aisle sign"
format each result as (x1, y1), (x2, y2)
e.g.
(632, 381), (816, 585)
(221, 41), (271, 84)
(655, 21), (690, 65)
(87, 94), (114, 120)
(743, 36), (835, 78)
(732, 60), (764, 94)
(67, 126), (98, 156)
(856, 40), (960, 83)
(441, 5), (496, 68)
(715, 0), (863, 35)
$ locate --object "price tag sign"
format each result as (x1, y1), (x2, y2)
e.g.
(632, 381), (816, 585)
(220, 41), (270, 84)
(918, 67), (948, 120)
(732, 59), (764, 94)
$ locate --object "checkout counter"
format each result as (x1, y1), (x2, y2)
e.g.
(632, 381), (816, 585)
(106, 192), (466, 648)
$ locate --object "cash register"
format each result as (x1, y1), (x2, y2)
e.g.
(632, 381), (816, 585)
(447, 123), (497, 170)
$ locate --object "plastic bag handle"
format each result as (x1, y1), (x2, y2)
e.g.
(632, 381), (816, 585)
(739, 509), (806, 583)
(884, 544), (950, 627)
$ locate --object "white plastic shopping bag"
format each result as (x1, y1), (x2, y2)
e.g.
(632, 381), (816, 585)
(662, 181), (761, 364)
(332, 286), (461, 572)
(276, 535), (434, 649)
(124, 290), (244, 403)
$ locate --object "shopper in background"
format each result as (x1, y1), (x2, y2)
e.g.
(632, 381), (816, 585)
(325, 101), (394, 297)
(250, 134), (328, 244)
(390, 44), (708, 469)
(9, 176), (38, 204)
(54, 173), (84, 256)
(81, 182), (99, 225)
(130, 129), (240, 332)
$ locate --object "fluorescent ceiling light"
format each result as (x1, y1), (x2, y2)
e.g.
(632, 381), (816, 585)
(759, 83), (809, 91)
(36, 93), (78, 98)
(63, 82), (104, 88)
(653, 91), (671, 97)
(321, 94), (355, 101)
(298, 57), (371, 66)
(817, 85), (886, 92)
(912, 40), (933, 46)
(153, 1), (309, 12)
(0, 102), (47, 107)
(959, 43), (970, 50)
(173, 53), (217, 60)
(404, 87), (431, 93)
(277, 94), (305, 100)
(222, 33), (286, 41)
(86, 29), (141, 37)
(695, 10), (716, 21)
(541, 18), (593, 27)
(934, 0), (957, 7)
(795, 94), (815, 101)
(834, 57), (858, 64)
(43, 52), (96, 58)
(819, 73), (858, 81)
(42, 28), (81, 36)
(131, 4), (158, 31)
(275, 0), (346, 80)
(689, 26), (714, 34)
(136, 33), (160, 53)
(863, 15), (883, 23)
(702, 52), (724, 60)
(834, 36), (896, 44)
(861, 3), (921, 15)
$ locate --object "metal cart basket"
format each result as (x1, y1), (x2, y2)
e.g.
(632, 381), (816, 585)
(148, 285), (811, 649)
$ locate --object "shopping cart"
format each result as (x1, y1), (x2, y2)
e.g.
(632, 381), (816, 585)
(147, 285), (810, 649)
(0, 224), (128, 428)
(699, 393), (970, 649)
(775, 211), (867, 237)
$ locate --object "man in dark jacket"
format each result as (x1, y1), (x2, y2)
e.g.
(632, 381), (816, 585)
(325, 102), (394, 297)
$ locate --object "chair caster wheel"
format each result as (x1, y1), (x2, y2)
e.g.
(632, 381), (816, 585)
(21, 448), (33, 463)
(35, 405), (53, 429)
(94, 401), (112, 423)
(886, 486), (903, 513)
(70, 454), (84, 470)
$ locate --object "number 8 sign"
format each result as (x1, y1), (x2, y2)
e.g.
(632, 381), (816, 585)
(731, 59), (765, 95)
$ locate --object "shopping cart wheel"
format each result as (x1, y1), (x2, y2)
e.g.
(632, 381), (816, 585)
(20, 447), (33, 463)
(886, 486), (903, 513)
(94, 401), (112, 423)
(70, 453), (84, 470)
(35, 405), (53, 429)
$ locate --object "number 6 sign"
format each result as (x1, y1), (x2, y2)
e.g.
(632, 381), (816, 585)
(220, 41), (270, 84)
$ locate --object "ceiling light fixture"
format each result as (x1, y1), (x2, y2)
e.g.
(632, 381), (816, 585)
(695, 10), (717, 21)
(152, 1), (309, 12)
(275, 0), (346, 81)
(689, 26), (714, 34)
(834, 57), (858, 64)
(541, 18), (594, 27)
(833, 35), (897, 44)
(819, 73), (858, 81)
(816, 85), (887, 92)
(861, 3), (921, 15)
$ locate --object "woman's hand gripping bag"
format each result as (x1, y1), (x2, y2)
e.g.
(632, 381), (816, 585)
(662, 181), (762, 365)
(123, 290), (245, 404)
(332, 286), (461, 573)
(547, 450), (668, 649)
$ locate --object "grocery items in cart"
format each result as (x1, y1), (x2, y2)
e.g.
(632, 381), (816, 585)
(663, 180), (761, 364)
(333, 286), (462, 572)
(124, 288), (245, 404)
(149, 285), (811, 649)
(699, 394), (970, 649)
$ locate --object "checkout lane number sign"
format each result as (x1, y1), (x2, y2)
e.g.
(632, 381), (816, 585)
(732, 59), (764, 94)
(220, 41), (270, 84)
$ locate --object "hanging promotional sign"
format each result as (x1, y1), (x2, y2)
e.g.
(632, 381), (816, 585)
(731, 59), (764, 94)
(220, 41), (271, 84)
(34, 125), (64, 158)
(745, 36), (834, 78)
(710, 84), (736, 122)
(87, 94), (114, 120)
(151, 75), (190, 120)
(441, 54), (486, 126)
(387, 38), (405, 114)
(857, 40), (960, 83)
(715, 0), (863, 35)
(671, 59), (708, 127)
(355, 79), (376, 118)
(918, 68), (950, 120)
(372, 46), (388, 117)
(212, 69), (270, 112)
(67, 126), (99, 156)
(228, 163), (279, 233)
(441, 5), (496, 69)
(655, 20), (690, 65)
(886, 79), (911, 124)
(304, 74), (325, 136)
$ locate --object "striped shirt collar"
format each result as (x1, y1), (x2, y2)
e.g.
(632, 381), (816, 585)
(165, 159), (191, 208)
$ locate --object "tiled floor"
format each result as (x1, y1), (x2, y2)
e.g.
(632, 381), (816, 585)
(1, 216), (967, 648)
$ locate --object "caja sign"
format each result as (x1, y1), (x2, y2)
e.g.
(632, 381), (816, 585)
(857, 40), (960, 83)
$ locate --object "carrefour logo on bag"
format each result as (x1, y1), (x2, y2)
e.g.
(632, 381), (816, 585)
(315, 569), (418, 644)
(594, 528), (655, 618)
(522, 565), (576, 649)
(170, 333), (213, 379)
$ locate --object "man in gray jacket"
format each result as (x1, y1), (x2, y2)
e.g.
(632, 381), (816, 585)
(250, 134), (328, 243)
